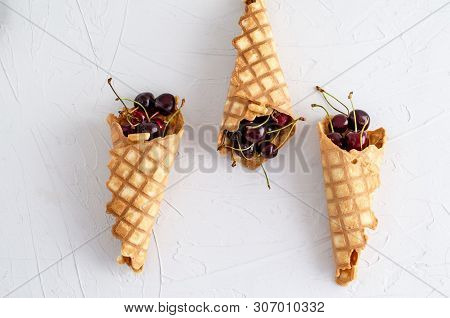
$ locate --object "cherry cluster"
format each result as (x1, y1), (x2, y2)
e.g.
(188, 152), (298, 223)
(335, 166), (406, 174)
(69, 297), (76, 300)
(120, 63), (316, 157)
(224, 111), (295, 160)
(108, 79), (180, 141)
(313, 87), (371, 152)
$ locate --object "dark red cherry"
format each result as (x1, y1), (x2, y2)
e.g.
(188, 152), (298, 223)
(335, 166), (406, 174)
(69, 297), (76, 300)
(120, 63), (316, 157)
(244, 125), (266, 143)
(135, 92), (155, 112)
(348, 110), (370, 131)
(130, 109), (147, 125)
(327, 132), (344, 148)
(226, 130), (243, 144)
(136, 121), (162, 140)
(272, 111), (292, 127)
(253, 115), (270, 125)
(155, 94), (176, 116)
(345, 131), (369, 151)
(152, 118), (166, 131)
(258, 142), (278, 159)
(237, 121), (250, 136)
(331, 114), (348, 133)
(239, 119), (251, 128)
(121, 125), (135, 137)
(234, 140), (255, 158)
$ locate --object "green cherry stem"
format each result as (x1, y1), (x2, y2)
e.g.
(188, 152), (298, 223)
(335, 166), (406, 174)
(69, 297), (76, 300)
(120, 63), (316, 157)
(323, 93), (347, 116)
(224, 143), (254, 153)
(125, 117), (134, 128)
(275, 123), (296, 151)
(316, 86), (350, 115)
(108, 78), (128, 110)
(359, 119), (369, 151)
(236, 138), (252, 161)
(118, 98), (151, 122)
(231, 149), (237, 167)
(349, 92), (358, 133)
(261, 164), (271, 190)
(248, 116), (271, 129)
(119, 111), (137, 128)
(150, 112), (160, 120)
(267, 130), (280, 143)
(266, 116), (304, 134)
(311, 104), (334, 133)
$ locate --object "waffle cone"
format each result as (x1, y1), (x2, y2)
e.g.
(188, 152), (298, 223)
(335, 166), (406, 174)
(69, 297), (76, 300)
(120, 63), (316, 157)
(318, 119), (386, 285)
(105, 113), (184, 272)
(218, 0), (295, 170)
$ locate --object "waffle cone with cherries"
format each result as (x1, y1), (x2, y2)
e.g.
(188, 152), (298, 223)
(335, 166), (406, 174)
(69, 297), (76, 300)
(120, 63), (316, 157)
(218, 0), (297, 170)
(318, 119), (386, 285)
(105, 79), (184, 272)
(106, 113), (183, 272)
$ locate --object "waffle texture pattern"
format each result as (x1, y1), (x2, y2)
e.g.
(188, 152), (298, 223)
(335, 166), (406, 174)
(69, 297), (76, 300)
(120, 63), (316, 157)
(318, 119), (386, 285)
(218, 0), (295, 169)
(106, 113), (183, 272)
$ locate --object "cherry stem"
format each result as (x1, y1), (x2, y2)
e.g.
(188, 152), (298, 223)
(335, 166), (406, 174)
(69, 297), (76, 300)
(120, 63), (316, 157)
(316, 86), (350, 115)
(266, 116), (304, 134)
(261, 164), (271, 190)
(121, 111), (139, 128)
(226, 114), (302, 164)
(311, 104), (334, 133)
(359, 119), (369, 150)
(163, 98), (185, 137)
(249, 116), (271, 129)
(236, 138), (252, 161)
(107, 78), (128, 110)
(267, 130), (280, 143)
(231, 149), (237, 167)
(349, 92), (358, 133)
(119, 98), (151, 122)
(125, 117), (134, 127)
(275, 122), (296, 151)
(225, 143), (254, 153)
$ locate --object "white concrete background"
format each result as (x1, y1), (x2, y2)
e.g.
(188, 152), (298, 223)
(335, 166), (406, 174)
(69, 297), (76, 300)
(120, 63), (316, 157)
(0, 0), (449, 298)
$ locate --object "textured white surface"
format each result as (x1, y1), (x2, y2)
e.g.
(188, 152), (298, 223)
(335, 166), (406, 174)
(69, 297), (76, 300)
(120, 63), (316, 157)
(0, 0), (449, 298)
